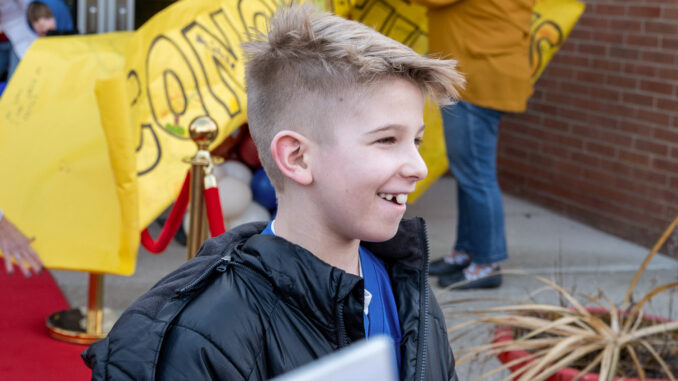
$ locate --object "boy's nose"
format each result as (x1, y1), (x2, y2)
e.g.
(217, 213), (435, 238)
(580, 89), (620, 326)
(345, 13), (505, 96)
(402, 147), (428, 181)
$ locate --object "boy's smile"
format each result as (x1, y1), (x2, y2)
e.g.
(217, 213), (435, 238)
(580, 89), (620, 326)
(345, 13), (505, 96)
(307, 78), (428, 244)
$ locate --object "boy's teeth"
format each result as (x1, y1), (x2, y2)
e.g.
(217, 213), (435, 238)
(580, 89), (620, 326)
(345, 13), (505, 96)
(378, 193), (392, 201)
(378, 193), (408, 204)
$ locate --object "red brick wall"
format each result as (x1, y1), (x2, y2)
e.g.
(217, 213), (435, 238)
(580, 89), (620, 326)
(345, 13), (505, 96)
(498, 0), (678, 257)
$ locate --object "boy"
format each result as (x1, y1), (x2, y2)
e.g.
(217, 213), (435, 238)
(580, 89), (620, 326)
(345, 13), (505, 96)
(83, 4), (464, 380)
(26, 0), (74, 37)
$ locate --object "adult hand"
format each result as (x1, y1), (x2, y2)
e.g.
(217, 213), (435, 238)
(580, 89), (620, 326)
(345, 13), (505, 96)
(0, 216), (43, 277)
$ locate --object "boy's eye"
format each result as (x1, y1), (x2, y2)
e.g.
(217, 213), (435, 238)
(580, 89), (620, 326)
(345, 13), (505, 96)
(415, 137), (424, 147)
(375, 137), (397, 144)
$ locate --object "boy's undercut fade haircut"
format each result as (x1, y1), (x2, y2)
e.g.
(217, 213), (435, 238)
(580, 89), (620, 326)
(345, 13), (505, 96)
(243, 3), (465, 190)
(27, 1), (53, 23)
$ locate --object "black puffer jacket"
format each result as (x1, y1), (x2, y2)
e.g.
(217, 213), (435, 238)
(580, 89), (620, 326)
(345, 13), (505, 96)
(83, 218), (457, 380)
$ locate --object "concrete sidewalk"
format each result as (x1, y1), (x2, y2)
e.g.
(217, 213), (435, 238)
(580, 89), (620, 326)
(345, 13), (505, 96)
(52, 175), (678, 379)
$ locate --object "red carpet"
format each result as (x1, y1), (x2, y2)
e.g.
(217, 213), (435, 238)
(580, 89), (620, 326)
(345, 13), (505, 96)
(0, 269), (91, 380)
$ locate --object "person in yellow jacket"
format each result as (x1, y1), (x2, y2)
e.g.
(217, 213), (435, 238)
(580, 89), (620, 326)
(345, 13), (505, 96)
(412, 0), (534, 289)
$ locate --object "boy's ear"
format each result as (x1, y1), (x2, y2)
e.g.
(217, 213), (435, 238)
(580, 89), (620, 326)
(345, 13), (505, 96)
(270, 130), (313, 186)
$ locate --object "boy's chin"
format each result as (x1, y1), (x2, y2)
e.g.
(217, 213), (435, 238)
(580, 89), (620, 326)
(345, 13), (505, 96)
(360, 224), (400, 243)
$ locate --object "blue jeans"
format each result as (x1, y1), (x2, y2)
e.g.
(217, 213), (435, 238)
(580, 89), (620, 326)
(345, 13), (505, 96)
(0, 41), (19, 80)
(442, 101), (508, 265)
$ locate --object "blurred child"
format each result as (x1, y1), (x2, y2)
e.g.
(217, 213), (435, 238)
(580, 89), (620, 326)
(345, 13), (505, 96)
(26, 0), (74, 37)
(0, 0), (37, 80)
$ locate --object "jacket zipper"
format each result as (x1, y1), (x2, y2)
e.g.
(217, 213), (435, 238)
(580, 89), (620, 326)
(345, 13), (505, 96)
(417, 221), (431, 381)
(178, 255), (232, 294)
(336, 302), (349, 348)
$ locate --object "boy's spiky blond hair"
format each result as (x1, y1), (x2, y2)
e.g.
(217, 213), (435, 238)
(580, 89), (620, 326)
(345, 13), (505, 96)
(243, 3), (464, 190)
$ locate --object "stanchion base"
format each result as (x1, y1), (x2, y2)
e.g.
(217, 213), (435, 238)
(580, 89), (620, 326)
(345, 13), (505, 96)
(46, 308), (107, 345)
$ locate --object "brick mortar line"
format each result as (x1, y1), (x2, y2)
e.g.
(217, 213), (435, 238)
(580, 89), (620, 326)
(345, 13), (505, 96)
(500, 145), (676, 186)
(499, 164), (674, 212)
(508, 185), (672, 228)
(529, 96), (678, 127)
(498, 159), (675, 207)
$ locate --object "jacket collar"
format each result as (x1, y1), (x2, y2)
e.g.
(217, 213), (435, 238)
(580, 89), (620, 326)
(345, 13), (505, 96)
(237, 232), (363, 334)
(198, 218), (428, 336)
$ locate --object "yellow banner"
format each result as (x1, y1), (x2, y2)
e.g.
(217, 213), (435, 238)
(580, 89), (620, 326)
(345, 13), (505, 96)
(531, 0), (586, 83)
(0, 33), (135, 274)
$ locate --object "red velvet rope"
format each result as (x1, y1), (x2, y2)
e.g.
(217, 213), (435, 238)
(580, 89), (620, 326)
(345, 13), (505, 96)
(203, 185), (226, 237)
(141, 171), (191, 253)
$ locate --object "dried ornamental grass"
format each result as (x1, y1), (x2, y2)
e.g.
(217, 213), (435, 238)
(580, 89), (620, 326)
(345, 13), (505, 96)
(442, 216), (678, 381)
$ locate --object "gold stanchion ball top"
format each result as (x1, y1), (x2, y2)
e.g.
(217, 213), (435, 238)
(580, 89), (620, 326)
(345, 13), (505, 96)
(189, 116), (218, 149)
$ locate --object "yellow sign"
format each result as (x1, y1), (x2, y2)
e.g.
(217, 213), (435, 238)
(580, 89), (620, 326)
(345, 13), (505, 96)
(531, 0), (586, 83)
(0, 33), (135, 274)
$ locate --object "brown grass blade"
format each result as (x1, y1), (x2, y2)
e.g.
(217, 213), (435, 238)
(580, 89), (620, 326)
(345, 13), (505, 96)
(572, 350), (604, 381)
(480, 315), (592, 337)
(438, 296), (527, 306)
(606, 347), (621, 381)
(487, 338), (565, 354)
(446, 303), (577, 316)
(501, 270), (590, 315)
(516, 316), (589, 341)
(447, 319), (481, 334)
(580, 313), (617, 338)
(623, 281), (678, 332)
(626, 345), (646, 381)
(498, 350), (552, 381)
(597, 346), (615, 381)
(579, 292), (606, 308)
(472, 356), (528, 381)
(622, 215), (678, 310)
(496, 348), (554, 381)
(631, 309), (645, 333)
(456, 338), (560, 365)
(470, 348), (551, 381)
(517, 335), (588, 381)
(527, 286), (557, 300)
(606, 297), (620, 335)
(622, 321), (678, 344)
(639, 339), (676, 381)
(527, 343), (602, 381)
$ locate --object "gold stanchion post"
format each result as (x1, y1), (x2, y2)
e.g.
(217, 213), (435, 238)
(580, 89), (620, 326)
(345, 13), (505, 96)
(46, 273), (106, 344)
(86, 273), (104, 335)
(186, 116), (218, 260)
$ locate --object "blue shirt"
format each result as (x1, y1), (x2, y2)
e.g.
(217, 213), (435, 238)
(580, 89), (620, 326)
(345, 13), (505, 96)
(359, 245), (402, 371)
(260, 222), (402, 371)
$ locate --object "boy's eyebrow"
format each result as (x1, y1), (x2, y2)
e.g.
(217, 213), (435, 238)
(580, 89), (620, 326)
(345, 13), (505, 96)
(366, 124), (426, 134)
